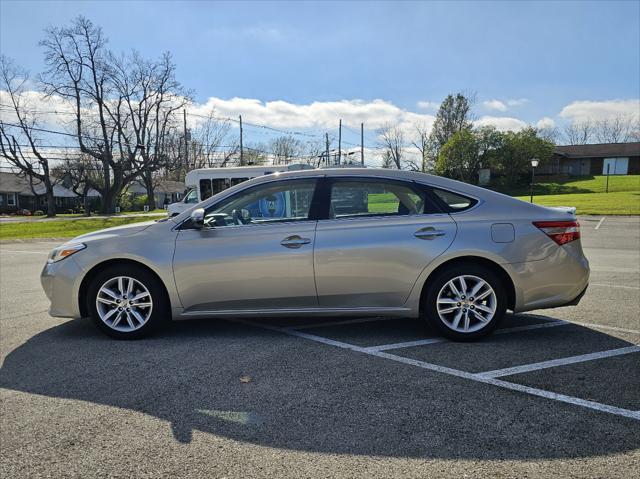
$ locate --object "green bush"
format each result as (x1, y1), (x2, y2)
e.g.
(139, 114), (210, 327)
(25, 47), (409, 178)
(33, 210), (45, 216)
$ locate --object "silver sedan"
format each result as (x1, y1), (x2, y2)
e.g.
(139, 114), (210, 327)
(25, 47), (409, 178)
(41, 168), (589, 340)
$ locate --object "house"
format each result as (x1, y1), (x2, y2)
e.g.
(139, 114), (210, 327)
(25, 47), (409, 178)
(126, 179), (186, 206)
(542, 142), (640, 176)
(0, 172), (100, 214)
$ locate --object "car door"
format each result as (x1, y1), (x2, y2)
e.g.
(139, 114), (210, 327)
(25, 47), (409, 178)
(314, 177), (456, 309)
(173, 177), (320, 313)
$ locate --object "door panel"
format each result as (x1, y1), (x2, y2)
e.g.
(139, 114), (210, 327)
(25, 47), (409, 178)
(314, 214), (456, 308)
(173, 222), (318, 312)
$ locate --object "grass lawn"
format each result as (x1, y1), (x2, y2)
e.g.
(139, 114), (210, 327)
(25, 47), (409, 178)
(515, 191), (640, 215)
(497, 175), (640, 196)
(0, 216), (157, 240)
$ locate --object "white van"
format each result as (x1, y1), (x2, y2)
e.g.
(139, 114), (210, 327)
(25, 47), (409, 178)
(167, 164), (314, 216)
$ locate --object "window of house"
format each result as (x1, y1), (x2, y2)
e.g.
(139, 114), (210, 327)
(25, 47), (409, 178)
(7, 193), (16, 206)
(0, 194), (4, 206)
(329, 180), (427, 219)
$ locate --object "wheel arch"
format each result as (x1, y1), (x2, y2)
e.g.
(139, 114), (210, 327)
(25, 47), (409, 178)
(419, 256), (516, 314)
(78, 258), (171, 318)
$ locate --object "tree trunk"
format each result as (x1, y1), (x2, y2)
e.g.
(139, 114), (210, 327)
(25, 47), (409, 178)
(143, 175), (157, 210)
(83, 192), (91, 217)
(46, 187), (56, 218)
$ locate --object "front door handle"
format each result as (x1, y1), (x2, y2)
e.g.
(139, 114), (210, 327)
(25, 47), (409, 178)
(280, 235), (311, 249)
(414, 227), (446, 240)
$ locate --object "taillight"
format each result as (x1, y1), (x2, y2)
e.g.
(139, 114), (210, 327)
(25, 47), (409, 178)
(533, 220), (580, 246)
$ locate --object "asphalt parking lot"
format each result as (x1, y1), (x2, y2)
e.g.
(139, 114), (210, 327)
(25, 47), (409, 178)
(1, 215), (639, 478)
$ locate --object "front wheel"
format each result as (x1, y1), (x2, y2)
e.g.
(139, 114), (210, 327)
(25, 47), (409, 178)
(86, 265), (168, 339)
(422, 264), (506, 341)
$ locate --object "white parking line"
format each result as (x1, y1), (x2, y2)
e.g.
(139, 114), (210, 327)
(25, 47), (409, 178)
(365, 320), (569, 352)
(568, 322), (640, 334)
(476, 346), (640, 379)
(237, 319), (640, 421)
(591, 283), (640, 290)
(595, 216), (606, 230)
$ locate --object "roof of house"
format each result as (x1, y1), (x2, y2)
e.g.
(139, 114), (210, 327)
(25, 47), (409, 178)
(128, 179), (186, 194)
(554, 142), (640, 159)
(0, 172), (100, 197)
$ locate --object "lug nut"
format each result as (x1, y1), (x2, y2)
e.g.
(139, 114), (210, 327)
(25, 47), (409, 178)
(461, 295), (466, 300)
(457, 302), (461, 307)
(470, 297), (474, 301)
(470, 305), (475, 310)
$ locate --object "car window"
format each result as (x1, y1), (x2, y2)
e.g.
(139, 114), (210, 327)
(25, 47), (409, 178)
(433, 189), (476, 211)
(329, 180), (426, 219)
(202, 179), (317, 228)
(184, 189), (198, 204)
(200, 179), (213, 200)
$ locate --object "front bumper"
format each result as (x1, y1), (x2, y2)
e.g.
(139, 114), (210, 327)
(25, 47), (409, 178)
(40, 257), (83, 318)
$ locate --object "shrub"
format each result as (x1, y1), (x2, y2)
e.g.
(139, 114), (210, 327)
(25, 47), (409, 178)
(33, 210), (45, 216)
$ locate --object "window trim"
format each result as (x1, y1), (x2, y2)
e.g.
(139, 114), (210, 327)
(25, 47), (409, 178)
(428, 187), (479, 214)
(316, 176), (444, 222)
(7, 193), (17, 207)
(178, 177), (323, 230)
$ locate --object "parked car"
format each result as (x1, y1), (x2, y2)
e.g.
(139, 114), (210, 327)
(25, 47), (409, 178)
(41, 168), (589, 340)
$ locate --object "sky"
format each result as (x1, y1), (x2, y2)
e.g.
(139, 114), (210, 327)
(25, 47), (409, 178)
(1, 0), (639, 152)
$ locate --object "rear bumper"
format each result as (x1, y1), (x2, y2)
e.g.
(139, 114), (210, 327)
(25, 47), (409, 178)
(563, 283), (589, 307)
(507, 245), (590, 313)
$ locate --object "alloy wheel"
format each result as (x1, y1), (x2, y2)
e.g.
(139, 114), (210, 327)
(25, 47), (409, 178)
(96, 276), (153, 332)
(436, 274), (497, 333)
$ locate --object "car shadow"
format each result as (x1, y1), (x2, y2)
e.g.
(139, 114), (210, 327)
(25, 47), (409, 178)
(1, 315), (638, 460)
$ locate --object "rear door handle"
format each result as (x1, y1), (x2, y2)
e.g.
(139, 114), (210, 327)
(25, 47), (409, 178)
(281, 235), (311, 249)
(414, 227), (446, 240)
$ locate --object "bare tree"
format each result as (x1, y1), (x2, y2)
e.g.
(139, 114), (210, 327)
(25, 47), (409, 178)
(411, 122), (432, 172)
(594, 115), (636, 143)
(190, 110), (236, 168)
(378, 123), (404, 169)
(270, 135), (303, 164)
(53, 153), (102, 216)
(39, 16), (187, 213)
(0, 56), (57, 217)
(563, 120), (593, 145)
(111, 51), (190, 209)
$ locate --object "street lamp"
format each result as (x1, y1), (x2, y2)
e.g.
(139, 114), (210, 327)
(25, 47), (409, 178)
(530, 158), (540, 203)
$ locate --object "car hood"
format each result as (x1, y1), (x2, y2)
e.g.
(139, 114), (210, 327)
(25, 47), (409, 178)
(69, 220), (157, 244)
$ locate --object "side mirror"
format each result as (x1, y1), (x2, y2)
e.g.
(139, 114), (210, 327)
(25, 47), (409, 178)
(190, 208), (205, 228)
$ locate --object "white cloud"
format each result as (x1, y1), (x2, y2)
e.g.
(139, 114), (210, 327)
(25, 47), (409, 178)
(189, 97), (436, 134)
(559, 99), (640, 123)
(475, 115), (528, 131)
(416, 100), (438, 110)
(506, 98), (529, 107)
(536, 117), (556, 129)
(483, 100), (507, 112)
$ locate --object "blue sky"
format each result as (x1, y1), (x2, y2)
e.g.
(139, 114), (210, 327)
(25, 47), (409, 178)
(1, 0), (639, 148)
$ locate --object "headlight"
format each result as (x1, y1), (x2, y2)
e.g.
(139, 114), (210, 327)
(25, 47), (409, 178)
(48, 243), (86, 263)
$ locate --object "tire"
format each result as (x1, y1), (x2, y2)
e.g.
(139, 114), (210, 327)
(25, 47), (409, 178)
(422, 263), (506, 341)
(86, 264), (169, 339)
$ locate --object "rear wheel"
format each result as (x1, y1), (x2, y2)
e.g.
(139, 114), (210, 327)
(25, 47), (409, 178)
(86, 265), (168, 339)
(422, 264), (506, 341)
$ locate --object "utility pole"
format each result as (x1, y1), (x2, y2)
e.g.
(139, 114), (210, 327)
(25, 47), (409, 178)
(325, 133), (330, 167)
(360, 122), (364, 166)
(183, 109), (189, 168)
(239, 115), (244, 166)
(338, 119), (342, 166)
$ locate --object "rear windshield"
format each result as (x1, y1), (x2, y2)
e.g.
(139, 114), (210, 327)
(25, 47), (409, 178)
(433, 189), (477, 212)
